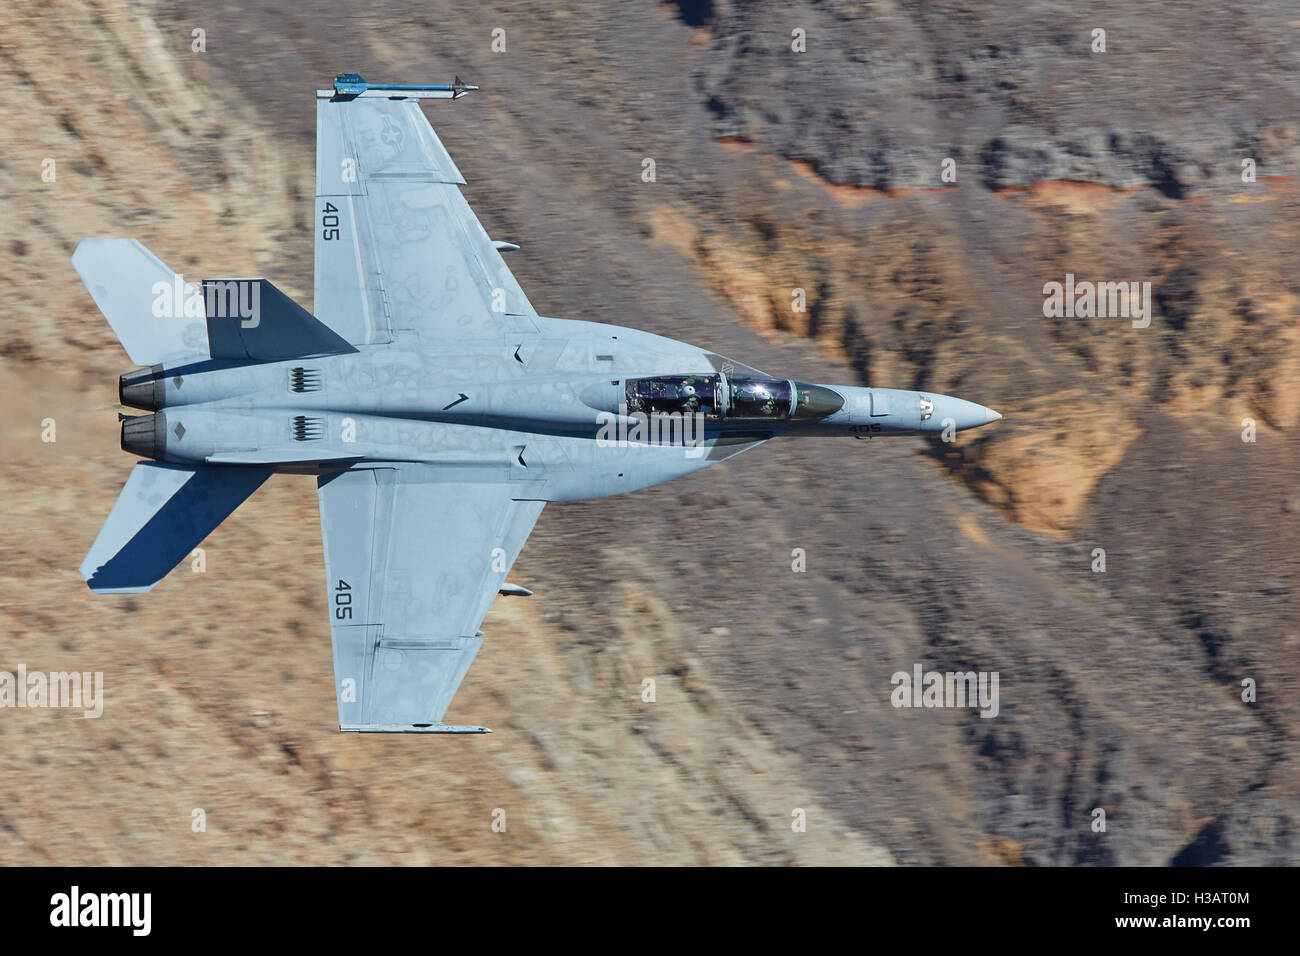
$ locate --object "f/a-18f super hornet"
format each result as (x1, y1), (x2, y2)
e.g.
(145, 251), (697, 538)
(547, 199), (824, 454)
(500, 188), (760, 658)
(74, 74), (1000, 734)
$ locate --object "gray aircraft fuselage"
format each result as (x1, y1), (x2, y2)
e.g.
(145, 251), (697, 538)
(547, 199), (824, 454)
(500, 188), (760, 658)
(115, 315), (1000, 500)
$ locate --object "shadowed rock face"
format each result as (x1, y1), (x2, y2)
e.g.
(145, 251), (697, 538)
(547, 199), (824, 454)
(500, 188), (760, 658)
(1, 0), (1296, 865)
(696, 0), (1300, 196)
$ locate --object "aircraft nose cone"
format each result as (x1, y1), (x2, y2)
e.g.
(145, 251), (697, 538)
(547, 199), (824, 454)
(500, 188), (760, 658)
(926, 395), (1002, 432)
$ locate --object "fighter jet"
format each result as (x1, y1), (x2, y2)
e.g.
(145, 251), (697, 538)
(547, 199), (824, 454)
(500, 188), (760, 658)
(73, 74), (1000, 733)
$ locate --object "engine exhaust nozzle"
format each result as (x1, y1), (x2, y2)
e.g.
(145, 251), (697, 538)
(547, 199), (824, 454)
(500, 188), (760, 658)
(119, 365), (164, 411)
(120, 412), (166, 460)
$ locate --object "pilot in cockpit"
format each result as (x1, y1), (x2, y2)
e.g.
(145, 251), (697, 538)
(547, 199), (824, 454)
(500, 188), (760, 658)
(679, 380), (700, 415)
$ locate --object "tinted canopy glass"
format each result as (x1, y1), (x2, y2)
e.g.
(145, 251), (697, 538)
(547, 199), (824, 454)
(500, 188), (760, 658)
(726, 376), (793, 419)
(625, 375), (721, 417)
(791, 382), (845, 420)
(624, 374), (843, 422)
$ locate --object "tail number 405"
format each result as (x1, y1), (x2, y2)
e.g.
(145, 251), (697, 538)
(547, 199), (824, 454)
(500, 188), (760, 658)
(322, 202), (341, 241)
(335, 579), (353, 619)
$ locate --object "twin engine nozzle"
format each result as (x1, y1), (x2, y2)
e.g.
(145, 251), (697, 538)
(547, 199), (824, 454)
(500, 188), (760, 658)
(120, 412), (166, 460)
(119, 366), (164, 411)
(118, 367), (167, 459)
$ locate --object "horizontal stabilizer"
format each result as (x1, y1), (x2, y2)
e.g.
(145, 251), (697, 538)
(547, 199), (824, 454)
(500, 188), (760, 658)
(72, 238), (211, 366)
(81, 462), (272, 593)
(203, 278), (357, 361)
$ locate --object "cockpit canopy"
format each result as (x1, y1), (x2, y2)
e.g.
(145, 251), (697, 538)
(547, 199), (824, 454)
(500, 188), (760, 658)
(624, 373), (844, 421)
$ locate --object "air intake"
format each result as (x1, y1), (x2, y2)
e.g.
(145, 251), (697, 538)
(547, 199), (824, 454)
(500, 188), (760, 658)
(291, 415), (325, 441)
(289, 367), (322, 392)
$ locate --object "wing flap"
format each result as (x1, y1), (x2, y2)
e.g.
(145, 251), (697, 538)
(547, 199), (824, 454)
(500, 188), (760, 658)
(313, 194), (394, 346)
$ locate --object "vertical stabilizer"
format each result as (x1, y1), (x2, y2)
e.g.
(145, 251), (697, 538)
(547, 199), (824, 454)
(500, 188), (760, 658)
(71, 238), (211, 366)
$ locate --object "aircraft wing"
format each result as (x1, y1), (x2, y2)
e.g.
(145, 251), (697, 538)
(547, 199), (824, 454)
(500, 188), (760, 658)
(316, 466), (544, 732)
(314, 91), (539, 347)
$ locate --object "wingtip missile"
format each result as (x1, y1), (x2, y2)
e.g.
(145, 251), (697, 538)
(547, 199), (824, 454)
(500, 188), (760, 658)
(451, 75), (479, 99)
(330, 72), (478, 101)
